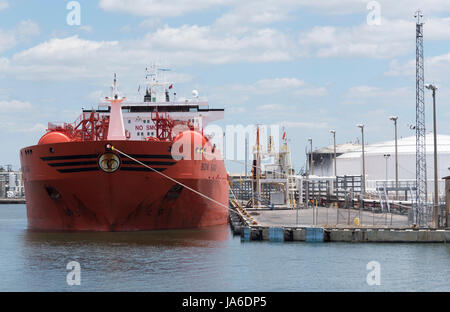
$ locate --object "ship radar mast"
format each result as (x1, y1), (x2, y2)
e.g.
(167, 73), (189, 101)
(143, 64), (173, 103)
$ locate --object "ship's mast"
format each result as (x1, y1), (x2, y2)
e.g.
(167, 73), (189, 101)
(106, 74), (126, 140)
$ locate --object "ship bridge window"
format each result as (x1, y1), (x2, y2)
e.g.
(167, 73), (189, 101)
(129, 105), (191, 113)
(189, 107), (198, 112)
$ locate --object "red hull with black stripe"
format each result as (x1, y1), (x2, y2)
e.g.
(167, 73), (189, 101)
(20, 139), (229, 231)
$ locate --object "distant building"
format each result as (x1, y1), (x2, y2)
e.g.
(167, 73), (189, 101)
(0, 175), (5, 198)
(308, 133), (450, 196)
(307, 142), (361, 177)
(0, 166), (25, 198)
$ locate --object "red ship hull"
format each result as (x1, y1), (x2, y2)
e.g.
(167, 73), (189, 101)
(20, 140), (229, 231)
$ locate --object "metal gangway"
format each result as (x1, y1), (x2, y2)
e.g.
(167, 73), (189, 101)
(375, 180), (417, 214)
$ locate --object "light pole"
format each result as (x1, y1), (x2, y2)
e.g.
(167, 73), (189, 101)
(357, 124), (365, 197)
(389, 116), (399, 200)
(308, 137), (314, 219)
(383, 153), (392, 226)
(308, 138), (313, 176)
(426, 84), (439, 227)
(330, 130), (337, 176)
(383, 154), (391, 183)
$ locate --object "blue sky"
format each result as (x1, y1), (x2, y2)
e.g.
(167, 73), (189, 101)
(1, 0), (450, 172)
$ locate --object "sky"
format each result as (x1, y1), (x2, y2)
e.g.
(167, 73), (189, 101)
(1, 0), (450, 173)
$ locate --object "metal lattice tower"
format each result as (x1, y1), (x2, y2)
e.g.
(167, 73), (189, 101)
(415, 10), (428, 226)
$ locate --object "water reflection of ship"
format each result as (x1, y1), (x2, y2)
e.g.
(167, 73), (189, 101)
(23, 224), (231, 247)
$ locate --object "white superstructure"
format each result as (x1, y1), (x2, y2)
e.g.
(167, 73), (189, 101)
(88, 66), (224, 140)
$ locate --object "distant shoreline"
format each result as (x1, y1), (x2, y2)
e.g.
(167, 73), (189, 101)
(0, 199), (26, 204)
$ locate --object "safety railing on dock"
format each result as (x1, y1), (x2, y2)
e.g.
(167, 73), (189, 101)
(228, 174), (447, 228)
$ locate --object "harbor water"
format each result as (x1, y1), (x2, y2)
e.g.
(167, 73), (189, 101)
(0, 204), (449, 292)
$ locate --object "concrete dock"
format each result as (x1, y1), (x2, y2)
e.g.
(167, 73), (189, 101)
(229, 207), (450, 243)
(253, 206), (409, 228)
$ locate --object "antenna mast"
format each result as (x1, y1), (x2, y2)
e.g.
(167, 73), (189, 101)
(415, 10), (428, 226)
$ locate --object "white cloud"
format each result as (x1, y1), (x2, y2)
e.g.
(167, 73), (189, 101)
(2, 36), (122, 80)
(214, 1), (289, 31)
(235, 78), (306, 96)
(78, 25), (93, 32)
(139, 18), (163, 30)
(15, 20), (40, 40)
(229, 78), (326, 97)
(0, 119), (47, 134)
(299, 16), (450, 59)
(300, 19), (414, 59)
(143, 24), (294, 64)
(4, 2), (450, 83)
(16, 123), (47, 133)
(341, 85), (413, 110)
(13, 36), (117, 62)
(0, 20), (40, 53)
(347, 85), (380, 96)
(291, 0), (450, 17)
(0, 29), (16, 53)
(99, 0), (232, 17)
(281, 121), (329, 129)
(0, 22), (295, 81)
(119, 24), (132, 33)
(424, 17), (450, 40)
(96, 0), (450, 62)
(0, 100), (32, 112)
(294, 87), (328, 96)
(255, 78), (305, 90)
(228, 106), (246, 114)
(0, 0), (8, 11)
(98, 0), (450, 20)
(345, 85), (410, 98)
(260, 104), (285, 111)
(386, 53), (450, 86)
(94, 0), (450, 66)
